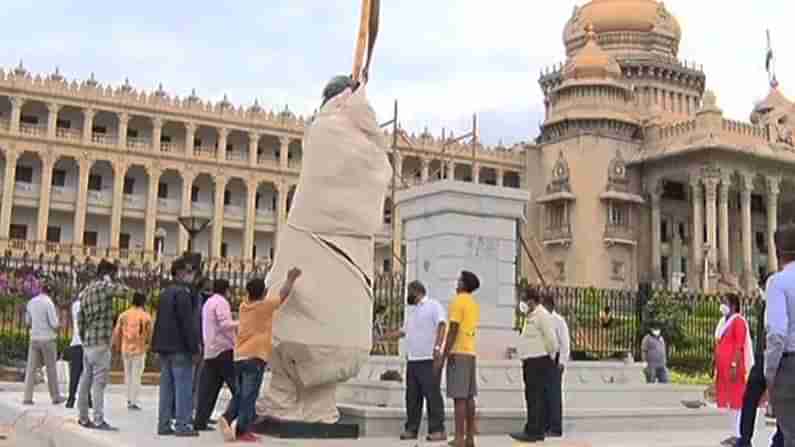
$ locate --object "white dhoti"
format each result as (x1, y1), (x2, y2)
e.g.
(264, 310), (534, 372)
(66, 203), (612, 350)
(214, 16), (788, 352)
(261, 85), (391, 423)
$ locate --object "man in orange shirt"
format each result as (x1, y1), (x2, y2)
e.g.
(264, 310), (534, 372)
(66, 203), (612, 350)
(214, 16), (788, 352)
(218, 267), (302, 443)
(112, 292), (153, 411)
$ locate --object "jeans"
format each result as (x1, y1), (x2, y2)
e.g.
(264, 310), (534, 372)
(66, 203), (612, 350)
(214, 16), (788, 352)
(23, 339), (61, 403)
(644, 366), (670, 384)
(522, 356), (555, 438)
(194, 350), (236, 429)
(66, 345), (85, 406)
(158, 352), (195, 434)
(405, 360), (445, 435)
(122, 353), (146, 406)
(223, 359), (266, 436)
(78, 345), (112, 424)
(543, 365), (563, 435)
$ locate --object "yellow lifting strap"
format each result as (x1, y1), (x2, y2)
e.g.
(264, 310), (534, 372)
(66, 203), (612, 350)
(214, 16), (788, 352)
(352, 0), (380, 84)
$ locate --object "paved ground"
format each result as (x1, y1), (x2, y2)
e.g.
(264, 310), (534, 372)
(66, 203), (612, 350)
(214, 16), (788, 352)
(0, 383), (776, 447)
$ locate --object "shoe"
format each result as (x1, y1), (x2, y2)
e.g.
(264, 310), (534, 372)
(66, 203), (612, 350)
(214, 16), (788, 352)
(92, 422), (119, 432)
(509, 432), (544, 443)
(720, 437), (739, 447)
(157, 428), (175, 436)
(22, 400), (33, 406)
(427, 431), (448, 442)
(78, 420), (95, 429)
(128, 404), (142, 411)
(53, 397), (66, 405)
(208, 418), (217, 425)
(236, 432), (259, 443)
(175, 430), (199, 437)
(218, 417), (235, 442)
(65, 400), (75, 409)
(400, 431), (418, 440)
(546, 431), (563, 438)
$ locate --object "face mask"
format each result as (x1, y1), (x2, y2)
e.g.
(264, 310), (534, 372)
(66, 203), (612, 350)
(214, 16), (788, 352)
(519, 302), (529, 314)
(651, 330), (661, 337)
(719, 304), (731, 316)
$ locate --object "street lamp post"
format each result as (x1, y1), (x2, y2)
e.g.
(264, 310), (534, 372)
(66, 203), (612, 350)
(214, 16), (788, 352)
(178, 216), (211, 255)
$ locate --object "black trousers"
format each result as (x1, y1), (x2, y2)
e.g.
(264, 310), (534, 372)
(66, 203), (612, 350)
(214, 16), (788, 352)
(66, 345), (90, 407)
(523, 356), (555, 438)
(405, 360), (445, 434)
(543, 364), (563, 434)
(738, 360), (784, 447)
(194, 350), (236, 428)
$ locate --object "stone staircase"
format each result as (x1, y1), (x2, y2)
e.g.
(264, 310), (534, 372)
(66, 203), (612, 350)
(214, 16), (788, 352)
(337, 357), (726, 437)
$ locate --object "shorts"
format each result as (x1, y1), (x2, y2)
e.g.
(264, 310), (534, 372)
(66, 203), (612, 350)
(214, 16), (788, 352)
(446, 354), (478, 399)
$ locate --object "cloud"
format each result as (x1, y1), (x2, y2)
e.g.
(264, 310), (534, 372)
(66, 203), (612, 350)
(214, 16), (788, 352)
(1, 0), (793, 145)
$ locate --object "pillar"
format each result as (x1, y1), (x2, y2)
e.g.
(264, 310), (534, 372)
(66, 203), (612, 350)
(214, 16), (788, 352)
(690, 177), (704, 289)
(82, 108), (95, 144)
(36, 153), (56, 242)
(279, 137), (290, 170)
(421, 159), (430, 183)
(473, 163), (481, 184)
(9, 97), (24, 135)
(650, 181), (663, 282)
(211, 175), (227, 258)
(704, 177), (719, 278)
(152, 117), (162, 152)
(740, 172), (754, 289)
(274, 180), (289, 255)
(217, 128), (228, 161)
(445, 160), (455, 180)
(767, 176), (780, 274)
(73, 157), (92, 248)
(243, 179), (258, 259)
(496, 169), (504, 187)
(144, 166), (162, 259)
(178, 172), (195, 254)
(185, 123), (196, 158)
(117, 112), (129, 149)
(248, 132), (259, 167)
(0, 149), (19, 240)
(718, 174), (731, 275)
(110, 162), (128, 249)
(46, 104), (60, 139)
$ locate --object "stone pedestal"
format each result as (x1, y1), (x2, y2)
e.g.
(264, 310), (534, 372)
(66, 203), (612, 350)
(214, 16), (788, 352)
(396, 180), (530, 360)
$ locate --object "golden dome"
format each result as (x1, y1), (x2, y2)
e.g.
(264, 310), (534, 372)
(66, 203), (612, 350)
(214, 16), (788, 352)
(579, 0), (659, 33)
(563, 26), (622, 80)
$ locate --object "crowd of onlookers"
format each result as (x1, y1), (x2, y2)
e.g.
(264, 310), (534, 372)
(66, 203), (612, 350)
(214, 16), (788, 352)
(23, 253), (302, 443)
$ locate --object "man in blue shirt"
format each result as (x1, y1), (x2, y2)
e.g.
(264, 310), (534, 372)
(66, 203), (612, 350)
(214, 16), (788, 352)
(766, 224), (795, 447)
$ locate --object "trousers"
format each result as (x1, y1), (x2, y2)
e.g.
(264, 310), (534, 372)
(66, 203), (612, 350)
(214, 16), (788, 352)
(522, 356), (555, 438)
(194, 350), (236, 429)
(78, 345), (112, 424)
(223, 359), (266, 436)
(543, 365), (563, 435)
(772, 357), (795, 447)
(23, 339), (61, 403)
(66, 345), (85, 406)
(122, 353), (146, 406)
(405, 360), (445, 435)
(157, 352), (195, 434)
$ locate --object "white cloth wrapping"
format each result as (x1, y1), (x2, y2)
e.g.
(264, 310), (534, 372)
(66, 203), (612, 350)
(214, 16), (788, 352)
(265, 85), (392, 387)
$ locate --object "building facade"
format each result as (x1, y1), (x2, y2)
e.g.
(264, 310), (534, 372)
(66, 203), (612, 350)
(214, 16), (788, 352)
(524, 0), (795, 292)
(0, 68), (523, 271)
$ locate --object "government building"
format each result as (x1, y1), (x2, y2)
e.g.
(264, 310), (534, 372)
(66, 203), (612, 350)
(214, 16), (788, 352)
(1, 0), (793, 293)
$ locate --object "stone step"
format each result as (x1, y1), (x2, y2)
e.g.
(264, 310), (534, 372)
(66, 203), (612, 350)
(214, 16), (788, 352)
(339, 404), (732, 438)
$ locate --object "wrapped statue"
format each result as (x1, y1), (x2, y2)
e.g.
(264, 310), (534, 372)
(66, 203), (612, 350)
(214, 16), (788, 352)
(260, 73), (392, 423)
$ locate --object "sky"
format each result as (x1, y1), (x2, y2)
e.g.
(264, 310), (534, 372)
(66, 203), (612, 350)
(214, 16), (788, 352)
(1, 1), (794, 146)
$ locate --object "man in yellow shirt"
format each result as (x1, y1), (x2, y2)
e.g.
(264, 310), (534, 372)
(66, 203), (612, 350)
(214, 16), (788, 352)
(436, 271), (481, 447)
(112, 292), (153, 411)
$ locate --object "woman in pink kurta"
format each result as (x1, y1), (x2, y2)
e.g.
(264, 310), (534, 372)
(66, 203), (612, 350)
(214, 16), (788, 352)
(714, 293), (754, 446)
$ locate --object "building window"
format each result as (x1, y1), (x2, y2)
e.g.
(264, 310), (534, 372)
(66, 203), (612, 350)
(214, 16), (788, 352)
(46, 226), (61, 243)
(192, 186), (200, 203)
(611, 261), (625, 281)
(609, 204), (629, 227)
(757, 231), (768, 254)
(15, 166), (33, 183)
(160, 135), (172, 144)
(123, 177), (135, 195)
(158, 182), (168, 199)
(751, 194), (766, 215)
(547, 203), (566, 229)
(661, 256), (669, 282)
(660, 219), (669, 243)
(678, 222), (688, 242)
(221, 243), (228, 258)
(92, 125), (107, 134)
(253, 244), (257, 259)
(681, 258), (688, 277)
(255, 193), (262, 209)
(194, 137), (202, 148)
(88, 174), (102, 191)
(224, 190), (232, 206)
(127, 129), (139, 139)
(662, 181), (687, 201)
(269, 247), (275, 260)
(52, 169), (66, 187)
(9, 224), (27, 240)
(383, 259), (392, 273)
(84, 231), (98, 247)
(20, 115), (39, 125)
(119, 233), (131, 250)
(56, 119), (70, 129)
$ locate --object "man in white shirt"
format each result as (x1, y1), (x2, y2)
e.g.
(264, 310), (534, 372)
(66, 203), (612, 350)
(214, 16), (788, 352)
(66, 297), (85, 409)
(23, 287), (65, 405)
(382, 281), (447, 442)
(542, 295), (570, 438)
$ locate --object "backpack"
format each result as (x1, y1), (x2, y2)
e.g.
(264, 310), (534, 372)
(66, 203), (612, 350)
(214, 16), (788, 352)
(122, 311), (145, 346)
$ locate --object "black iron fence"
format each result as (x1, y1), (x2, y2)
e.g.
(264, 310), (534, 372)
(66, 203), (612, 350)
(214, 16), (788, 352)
(0, 253), (765, 373)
